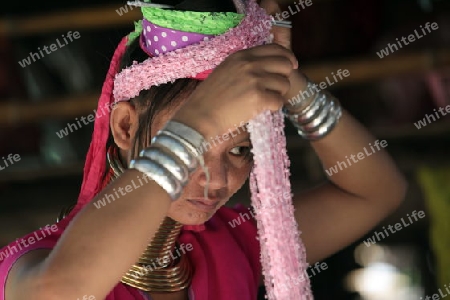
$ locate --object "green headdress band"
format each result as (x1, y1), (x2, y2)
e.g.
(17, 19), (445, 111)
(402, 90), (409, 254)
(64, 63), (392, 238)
(127, 20), (143, 45)
(126, 1), (245, 45)
(140, 7), (244, 35)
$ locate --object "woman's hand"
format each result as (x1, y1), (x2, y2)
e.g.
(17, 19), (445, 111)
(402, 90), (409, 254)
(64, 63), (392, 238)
(259, 0), (292, 50)
(171, 44), (298, 138)
(259, 0), (310, 109)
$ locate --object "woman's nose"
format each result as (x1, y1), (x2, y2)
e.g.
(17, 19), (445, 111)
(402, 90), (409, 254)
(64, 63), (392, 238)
(193, 154), (228, 190)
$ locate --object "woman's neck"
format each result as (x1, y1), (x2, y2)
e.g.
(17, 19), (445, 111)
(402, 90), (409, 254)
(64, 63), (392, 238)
(106, 145), (193, 292)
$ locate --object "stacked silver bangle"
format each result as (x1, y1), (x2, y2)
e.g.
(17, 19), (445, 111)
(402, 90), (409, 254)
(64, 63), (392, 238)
(129, 121), (205, 200)
(283, 82), (343, 140)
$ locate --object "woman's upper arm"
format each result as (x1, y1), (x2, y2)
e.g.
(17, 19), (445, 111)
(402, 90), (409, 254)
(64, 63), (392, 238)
(4, 249), (51, 300)
(293, 182), (402, 264)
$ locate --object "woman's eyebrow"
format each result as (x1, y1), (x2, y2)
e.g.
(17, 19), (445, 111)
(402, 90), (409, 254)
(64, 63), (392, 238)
(231, 134), (251, 145)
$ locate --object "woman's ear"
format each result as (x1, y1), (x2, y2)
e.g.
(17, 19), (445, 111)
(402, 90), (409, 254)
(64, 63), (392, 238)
(110, 101), (140, 152)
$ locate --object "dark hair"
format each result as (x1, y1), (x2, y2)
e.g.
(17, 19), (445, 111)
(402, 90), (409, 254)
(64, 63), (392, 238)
(108, 0), (238, 159)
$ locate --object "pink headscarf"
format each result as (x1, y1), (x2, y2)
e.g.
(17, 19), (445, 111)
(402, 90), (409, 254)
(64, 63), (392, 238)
(78, 0), (271, 213)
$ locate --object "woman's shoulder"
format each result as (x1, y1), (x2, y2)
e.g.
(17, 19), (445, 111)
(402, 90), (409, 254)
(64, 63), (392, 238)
(0, 223), (63, 267)
(0, 222), (65, 300)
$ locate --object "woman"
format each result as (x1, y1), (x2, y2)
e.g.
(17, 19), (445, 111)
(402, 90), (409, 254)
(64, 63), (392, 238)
(1, 0), (407, 299)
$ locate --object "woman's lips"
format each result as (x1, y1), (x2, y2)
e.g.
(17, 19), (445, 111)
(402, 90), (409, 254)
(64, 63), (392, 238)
(187, 199), (220, 212)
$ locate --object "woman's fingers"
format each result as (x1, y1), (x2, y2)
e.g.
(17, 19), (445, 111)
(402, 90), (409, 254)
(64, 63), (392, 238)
(248, 43), (298, 69)
(171, 44), (298, 137)
(254, 55), (296, 77)
(257, 89), (287, 112)
(254, 72), (291, 97)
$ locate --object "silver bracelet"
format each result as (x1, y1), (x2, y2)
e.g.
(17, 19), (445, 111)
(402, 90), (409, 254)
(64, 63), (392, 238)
(151, 133), (199, 172)
(284, 87), (343, 141)
(296, 99), (342, 140)
(139, 147), (188, 183)
(286, 81), (317, 111)
(290, 92), (327, 125)
(129, 120), (206, 200)
(129, 157), (183, 200)
(159, 121), (204, 158)
(301, 97), (335, 131)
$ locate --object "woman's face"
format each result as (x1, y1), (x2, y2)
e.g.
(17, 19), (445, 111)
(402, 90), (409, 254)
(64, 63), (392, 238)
(148, 105), (253, 225)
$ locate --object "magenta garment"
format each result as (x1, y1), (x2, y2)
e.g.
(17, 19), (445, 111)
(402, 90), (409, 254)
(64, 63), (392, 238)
(0, 204), (260, 300)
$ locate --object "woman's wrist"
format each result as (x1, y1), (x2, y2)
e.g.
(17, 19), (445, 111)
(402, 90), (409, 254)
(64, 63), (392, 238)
(283, 73), (343, 141)
(284, 70), (313, 111)
(129, 120), (206, 200)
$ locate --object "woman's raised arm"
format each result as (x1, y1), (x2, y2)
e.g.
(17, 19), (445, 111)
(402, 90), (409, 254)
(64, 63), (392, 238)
(6, 170), (172, 300)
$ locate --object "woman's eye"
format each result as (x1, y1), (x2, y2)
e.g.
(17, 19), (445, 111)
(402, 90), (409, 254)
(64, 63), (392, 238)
(229, 146), (253, 164)
(228, 138), (253, 163)
(230, 146), (249, 156)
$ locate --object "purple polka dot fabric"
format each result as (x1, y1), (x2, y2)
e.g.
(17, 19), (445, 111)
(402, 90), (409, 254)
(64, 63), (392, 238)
(140, 19), (215, 57)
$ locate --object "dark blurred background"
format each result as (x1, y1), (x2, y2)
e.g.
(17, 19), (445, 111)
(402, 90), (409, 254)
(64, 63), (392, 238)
(0, 0), (449, 299)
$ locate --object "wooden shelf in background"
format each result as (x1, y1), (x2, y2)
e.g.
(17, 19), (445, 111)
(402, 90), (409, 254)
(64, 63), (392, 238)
(0, 93), (99, 126)
(302, 49), (450, 86)
(0, 4), (140, 37)
(287, 121), (450, 149)
(2, 49), (450, 126)
(0, 161), (84, 183)
(370, 122), (450, 140)
(1, 0), (339, 37)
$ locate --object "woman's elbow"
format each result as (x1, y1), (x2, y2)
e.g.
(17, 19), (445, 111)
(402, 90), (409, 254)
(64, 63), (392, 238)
(18, 269), (83, 300)
(384, 169), (408, 212)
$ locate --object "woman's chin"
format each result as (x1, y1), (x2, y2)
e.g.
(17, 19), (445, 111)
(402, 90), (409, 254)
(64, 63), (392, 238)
(167, 199), (227, 225)
(168, 209), (215, 225)
(168, 204), (224, 225)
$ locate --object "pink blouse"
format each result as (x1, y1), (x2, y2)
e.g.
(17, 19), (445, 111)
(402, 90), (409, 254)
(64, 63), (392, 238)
(0, 204), (260, 300)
